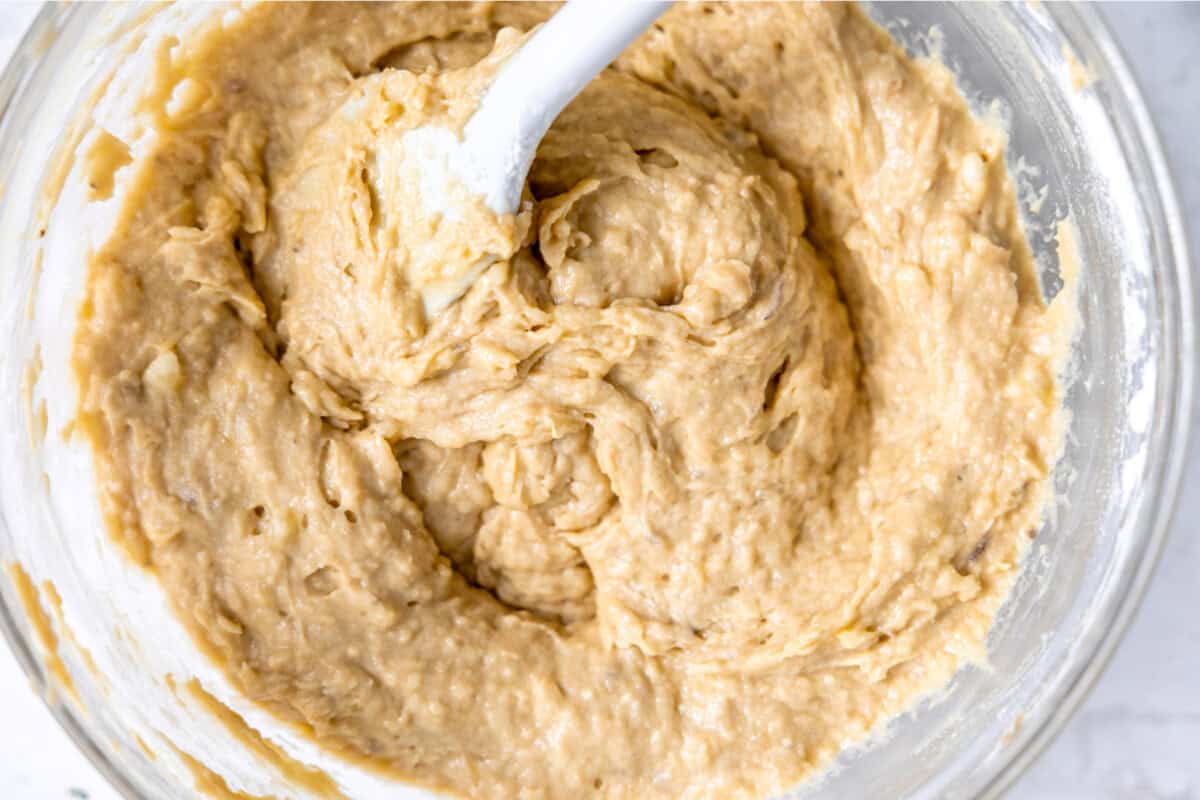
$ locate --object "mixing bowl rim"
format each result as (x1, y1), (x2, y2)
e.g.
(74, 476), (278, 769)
(974, 2), (1195, 795)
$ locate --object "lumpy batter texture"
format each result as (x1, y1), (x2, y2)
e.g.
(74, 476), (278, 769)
(74, 3), (1068, 798)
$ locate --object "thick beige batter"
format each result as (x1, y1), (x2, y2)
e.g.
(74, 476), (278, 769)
(73, 3), (1069, 798)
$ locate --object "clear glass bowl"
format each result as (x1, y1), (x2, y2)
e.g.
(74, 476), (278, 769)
(0, 3), (1192, 799)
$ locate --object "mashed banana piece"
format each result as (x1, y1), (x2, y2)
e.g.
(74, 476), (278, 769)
(74, 3), (1068, 798)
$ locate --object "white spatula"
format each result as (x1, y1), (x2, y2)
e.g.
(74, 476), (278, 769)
(401, 0), (672, 316)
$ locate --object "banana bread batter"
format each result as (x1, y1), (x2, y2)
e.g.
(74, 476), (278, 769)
(73, 3), (1070, 798)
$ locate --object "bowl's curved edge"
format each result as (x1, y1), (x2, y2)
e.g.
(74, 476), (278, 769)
(0, 4), (145, 799)
(981, 3), (1196, 798)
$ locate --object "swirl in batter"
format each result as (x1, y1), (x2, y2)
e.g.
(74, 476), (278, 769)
(74, 3), (1069, 798)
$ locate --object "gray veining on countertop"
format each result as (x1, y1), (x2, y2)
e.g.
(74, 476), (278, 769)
(0, 3), (1196, 798)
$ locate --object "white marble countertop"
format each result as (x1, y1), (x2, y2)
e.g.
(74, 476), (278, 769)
(1, 3), (1196, 799)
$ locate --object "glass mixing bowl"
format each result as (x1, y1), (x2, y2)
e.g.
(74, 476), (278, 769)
(0, 3), (1192, 799)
